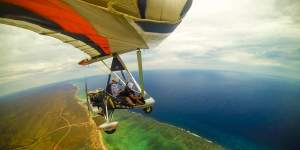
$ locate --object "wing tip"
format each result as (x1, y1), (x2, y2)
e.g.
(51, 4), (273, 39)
(78, 59), (91, 65)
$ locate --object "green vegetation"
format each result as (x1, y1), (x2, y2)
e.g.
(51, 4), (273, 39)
(0, 82), (224, 150)
(103, 111), (225, 150)
(72, 80), (225, 150)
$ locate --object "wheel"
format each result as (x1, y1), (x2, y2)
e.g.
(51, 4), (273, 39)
(143, 106), (153, 114)
(100, 121), (118, 134)
(104, 129), (116, 134)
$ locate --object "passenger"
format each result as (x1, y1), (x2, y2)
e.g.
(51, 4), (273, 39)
(127, 82), (144, 105)
(119, 82), (143, 106)
(117, 82), (136, 107)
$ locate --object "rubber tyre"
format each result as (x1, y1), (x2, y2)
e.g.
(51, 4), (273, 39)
(104, 129), (116, 134)
(143, 106), (153, 114)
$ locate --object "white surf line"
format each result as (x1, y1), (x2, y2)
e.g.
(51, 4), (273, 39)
(128, 111), (215, 144)
(75, 93), (108, 150)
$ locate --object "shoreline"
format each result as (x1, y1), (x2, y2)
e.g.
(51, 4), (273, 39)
(72, 83), (217, 147)
(128, 111), (215, 144)
(73, 84), (108, 150)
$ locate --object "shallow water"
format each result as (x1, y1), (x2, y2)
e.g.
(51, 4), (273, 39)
(85, 70), (300, 150)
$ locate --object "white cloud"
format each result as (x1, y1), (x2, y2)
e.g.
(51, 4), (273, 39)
(143, 0), (300, 75)
(0, 24), (101, 95)
(219, 51), (282, 66)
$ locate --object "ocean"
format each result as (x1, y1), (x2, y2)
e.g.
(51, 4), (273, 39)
(85, 70), (300, 150)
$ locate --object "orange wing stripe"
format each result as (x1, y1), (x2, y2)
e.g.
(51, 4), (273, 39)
(5, 0), (111, 54)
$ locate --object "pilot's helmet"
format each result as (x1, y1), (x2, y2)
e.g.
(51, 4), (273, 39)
(128, 82), (134, 89)
(112, 78), (119, 83)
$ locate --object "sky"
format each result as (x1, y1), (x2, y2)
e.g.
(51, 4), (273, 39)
(0, 0), (300, 96)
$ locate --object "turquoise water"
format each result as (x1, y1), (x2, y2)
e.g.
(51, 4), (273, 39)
(142, 70), (300, 150)
(79, 70), (300, 150)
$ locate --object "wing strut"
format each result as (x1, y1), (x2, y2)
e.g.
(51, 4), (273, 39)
(137, 48), (145, 96)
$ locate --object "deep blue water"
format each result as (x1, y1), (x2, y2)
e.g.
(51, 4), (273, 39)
(78, 70), (300, 150)
(11, 70), (286, 150)
(141, 70), (300, 150)
(0, 70), (300, 150)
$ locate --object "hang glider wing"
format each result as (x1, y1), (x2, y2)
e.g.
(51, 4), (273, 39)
(0, 0), (193, 65)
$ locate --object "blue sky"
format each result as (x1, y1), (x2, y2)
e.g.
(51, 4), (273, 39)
(0, 0), (300, 95)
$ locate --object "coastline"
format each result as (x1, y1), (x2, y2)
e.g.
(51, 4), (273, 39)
(129, 111), (214, 144)
(73, 84), (108, 150)
(103, 110), (225, 150)
(71, 83), (224, 149)
(72, 82), (215, 143)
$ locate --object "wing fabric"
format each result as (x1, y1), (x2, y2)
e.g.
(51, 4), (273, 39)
(0, 0), (193, 65)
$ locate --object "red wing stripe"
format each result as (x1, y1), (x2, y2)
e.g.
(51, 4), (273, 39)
(5, 0), (111, 54)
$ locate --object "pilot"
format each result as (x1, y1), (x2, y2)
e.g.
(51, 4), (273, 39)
(110, 78), (121, 98)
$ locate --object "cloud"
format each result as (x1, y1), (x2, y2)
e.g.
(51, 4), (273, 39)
(0, 24), (103, 95)
(139, 0), (300, 77)
(275, 0), (300, 24)
(219, 51), (282, 66)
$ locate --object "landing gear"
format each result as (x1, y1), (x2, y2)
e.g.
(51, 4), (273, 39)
(104, 129), (116, 134)
(99, 120), (119, 134)
(143, 106), (153, 114)
(98, 98), (119, 134)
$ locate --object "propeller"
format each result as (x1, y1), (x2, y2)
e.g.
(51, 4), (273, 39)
(84, 78), (90, 111)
